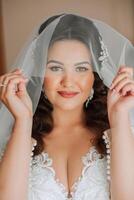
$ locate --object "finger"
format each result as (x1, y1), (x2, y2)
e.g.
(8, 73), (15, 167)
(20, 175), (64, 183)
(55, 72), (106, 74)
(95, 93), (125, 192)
(118, 66), (133, 78)
(9, 68), (23, 74)
(0, 69), (23, 81)
(110, 71), (130, 89)
(0, 69), (26, 99)
(2, 77), (28, 100)
(2, 73), (27, 85)
(18, 81), (26, 92)
(113, 77), (134, 93)
(0, 67), (26, 79)
(1, 74), (28, 97)
(0, 69), (25, 89)
(121, 83), (134, 96)
(17, 81), (28, 96)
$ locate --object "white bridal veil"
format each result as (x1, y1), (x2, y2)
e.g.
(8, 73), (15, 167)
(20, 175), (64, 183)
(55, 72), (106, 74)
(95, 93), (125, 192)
(0, 13), (134, 153)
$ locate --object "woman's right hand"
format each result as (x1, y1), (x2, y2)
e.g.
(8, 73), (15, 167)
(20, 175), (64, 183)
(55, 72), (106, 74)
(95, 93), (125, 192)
(0, 68), (33, 120)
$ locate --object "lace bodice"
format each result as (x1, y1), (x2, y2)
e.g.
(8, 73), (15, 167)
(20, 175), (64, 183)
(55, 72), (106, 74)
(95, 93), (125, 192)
(1, 127), (134, 200)
(28, 146), (110, 200)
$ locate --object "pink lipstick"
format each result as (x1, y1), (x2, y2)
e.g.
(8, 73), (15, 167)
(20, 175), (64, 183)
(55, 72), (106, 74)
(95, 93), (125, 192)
(57, 91), (79, 98)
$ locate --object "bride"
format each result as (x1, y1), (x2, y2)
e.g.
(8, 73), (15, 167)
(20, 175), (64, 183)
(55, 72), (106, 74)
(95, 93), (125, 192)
(0, 14), (134, 200)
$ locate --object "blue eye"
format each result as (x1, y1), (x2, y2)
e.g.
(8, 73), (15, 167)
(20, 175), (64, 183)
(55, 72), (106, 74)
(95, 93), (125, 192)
(76, 67), (89, 72)
(49, 66), (63, 71)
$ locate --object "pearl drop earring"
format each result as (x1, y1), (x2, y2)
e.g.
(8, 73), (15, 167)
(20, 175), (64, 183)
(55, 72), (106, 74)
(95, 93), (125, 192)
(42, 87), (48, 99)
(44, 94), (48, 99)
(85, 88), (94, 108)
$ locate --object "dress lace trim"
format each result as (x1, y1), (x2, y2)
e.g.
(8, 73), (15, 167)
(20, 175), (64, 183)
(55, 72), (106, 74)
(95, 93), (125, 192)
(31, 146), (103, 199)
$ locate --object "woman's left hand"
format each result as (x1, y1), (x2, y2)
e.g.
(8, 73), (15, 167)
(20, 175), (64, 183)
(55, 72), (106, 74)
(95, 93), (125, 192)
(107, 65), (134, 123)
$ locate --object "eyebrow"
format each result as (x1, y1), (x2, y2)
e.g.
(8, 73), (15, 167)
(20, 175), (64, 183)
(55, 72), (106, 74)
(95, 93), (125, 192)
(47, 60), (91, 66)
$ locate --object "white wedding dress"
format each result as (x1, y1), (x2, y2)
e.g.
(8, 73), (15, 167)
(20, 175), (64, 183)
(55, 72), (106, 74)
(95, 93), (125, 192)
(1, 126), (134, 200)
(28, 146), (110, 200)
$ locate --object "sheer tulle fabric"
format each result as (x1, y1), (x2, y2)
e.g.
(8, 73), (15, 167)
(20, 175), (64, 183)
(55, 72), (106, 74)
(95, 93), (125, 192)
(0, 13), (134, 173)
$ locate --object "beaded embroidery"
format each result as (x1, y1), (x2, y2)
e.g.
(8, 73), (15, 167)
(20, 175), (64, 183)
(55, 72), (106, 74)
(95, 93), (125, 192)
(102, 130), (111, 182)
(98, 37), (109, 64)
(30, 143), (103, 199)
(101, 126), (134, 182)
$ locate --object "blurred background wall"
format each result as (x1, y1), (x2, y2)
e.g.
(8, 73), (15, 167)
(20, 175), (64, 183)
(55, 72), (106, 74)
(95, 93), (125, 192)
(0, 0), (6, 74)
(0, 0), (134, 73)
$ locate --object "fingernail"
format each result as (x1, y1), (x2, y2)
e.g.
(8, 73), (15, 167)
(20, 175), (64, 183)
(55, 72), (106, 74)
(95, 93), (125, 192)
(110, 83), (113, 87)
(19, 68), (26, 73)
(112, 88), (116, 94)
(24, 77), (28, 80)
(17, 68), (22, 71)
(110, 84), (113, 89)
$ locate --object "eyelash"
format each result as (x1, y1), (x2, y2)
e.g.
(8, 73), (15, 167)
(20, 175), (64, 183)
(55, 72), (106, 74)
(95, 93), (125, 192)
(76, 67), (89, 72)
(49, 66), (62, 71)
(49, 66), (89, 72)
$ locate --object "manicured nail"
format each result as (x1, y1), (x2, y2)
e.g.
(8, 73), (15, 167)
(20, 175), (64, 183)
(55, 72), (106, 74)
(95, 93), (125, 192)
(110, 84), (113, 89)
(24, 77), (29, 80)
(112, 88), (115, 93)
(112, 88), (117, 94)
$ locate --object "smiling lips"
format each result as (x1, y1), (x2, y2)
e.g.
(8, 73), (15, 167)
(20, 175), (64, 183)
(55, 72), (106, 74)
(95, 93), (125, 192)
(57, 91), (79, 98)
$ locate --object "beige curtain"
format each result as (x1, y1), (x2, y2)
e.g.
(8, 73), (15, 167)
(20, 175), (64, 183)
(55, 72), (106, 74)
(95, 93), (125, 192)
(0, 0), (5, 75)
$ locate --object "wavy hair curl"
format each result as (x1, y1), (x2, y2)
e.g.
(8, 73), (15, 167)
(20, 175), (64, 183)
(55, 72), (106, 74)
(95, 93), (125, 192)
(32, 14), (110, 156)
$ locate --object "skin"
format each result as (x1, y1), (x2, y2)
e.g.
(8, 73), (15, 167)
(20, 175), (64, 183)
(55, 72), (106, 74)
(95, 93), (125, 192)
(0, 39), (134, 199)
(43, 40), (94, 127)
(107, 66), (134, 200)
(41, 40), (98, 192)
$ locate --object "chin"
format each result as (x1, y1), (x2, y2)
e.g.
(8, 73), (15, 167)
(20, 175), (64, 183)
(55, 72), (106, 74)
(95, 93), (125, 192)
(55, 102), (82, 111)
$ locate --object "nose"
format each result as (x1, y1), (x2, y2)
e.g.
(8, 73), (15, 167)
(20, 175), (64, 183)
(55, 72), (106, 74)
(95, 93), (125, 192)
(61, 73), (74, 88)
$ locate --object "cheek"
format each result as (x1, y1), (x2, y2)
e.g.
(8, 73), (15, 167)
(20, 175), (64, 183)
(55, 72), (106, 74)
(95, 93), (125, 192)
(43, 77), (53, 90)
(43, 76), (59, 91)
(80, 74), (94, 91)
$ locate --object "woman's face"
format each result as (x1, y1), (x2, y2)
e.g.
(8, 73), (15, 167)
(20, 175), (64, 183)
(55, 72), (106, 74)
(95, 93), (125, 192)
(43, 40), (94, 110)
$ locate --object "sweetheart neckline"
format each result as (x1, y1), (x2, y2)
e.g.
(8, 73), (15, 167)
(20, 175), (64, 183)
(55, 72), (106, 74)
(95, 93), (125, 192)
(37, 145), (104, 199)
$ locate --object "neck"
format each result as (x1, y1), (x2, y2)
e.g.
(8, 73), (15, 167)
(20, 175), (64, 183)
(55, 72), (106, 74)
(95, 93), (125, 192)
(52, 106), (85, 128)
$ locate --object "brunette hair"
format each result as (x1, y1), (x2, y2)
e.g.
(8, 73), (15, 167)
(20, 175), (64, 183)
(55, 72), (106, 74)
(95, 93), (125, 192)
(32, 14), (110, 156)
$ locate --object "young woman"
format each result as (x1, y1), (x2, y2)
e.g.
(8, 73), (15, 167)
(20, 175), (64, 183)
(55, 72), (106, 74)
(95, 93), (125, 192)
(0, 14), (134, 200)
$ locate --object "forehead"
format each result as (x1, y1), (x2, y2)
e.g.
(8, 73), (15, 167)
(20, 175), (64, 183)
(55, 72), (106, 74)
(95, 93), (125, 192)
(47, 40), (91, 62)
